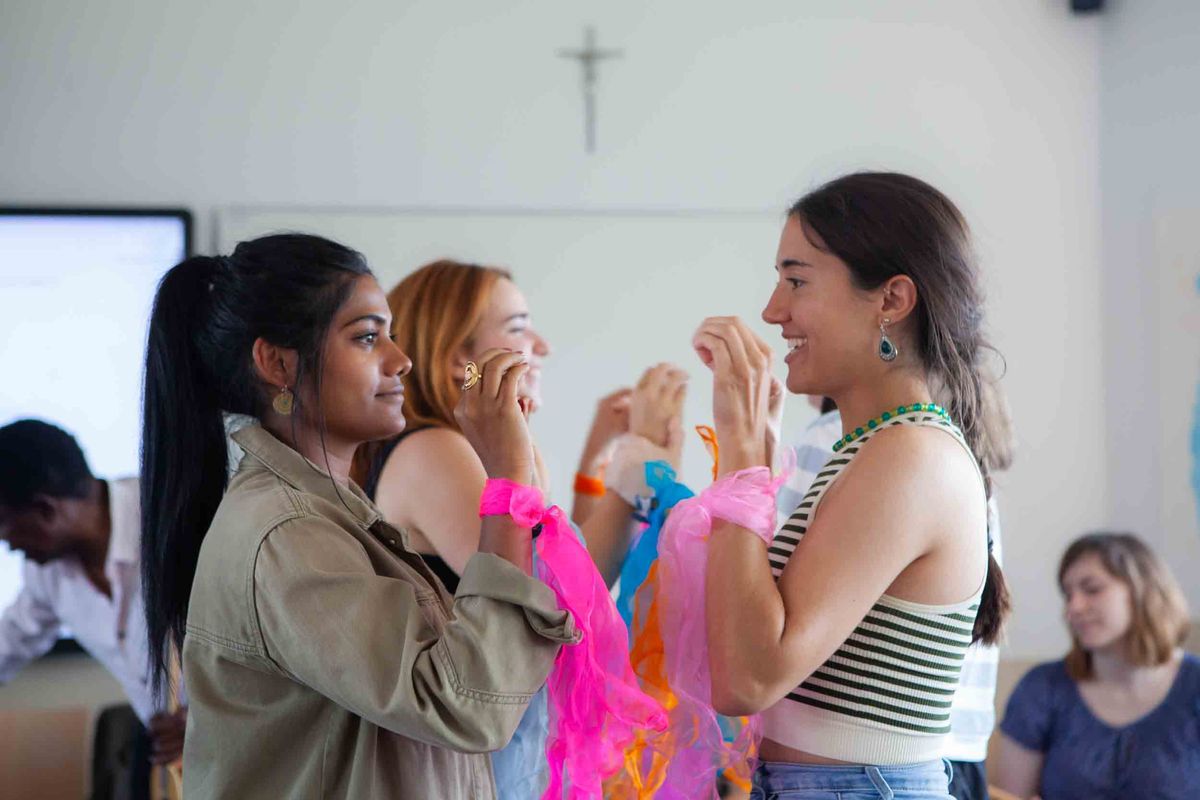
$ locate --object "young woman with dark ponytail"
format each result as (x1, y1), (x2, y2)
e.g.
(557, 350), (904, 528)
(692, 173), (1010, 799)
(140, 234), (577, 799)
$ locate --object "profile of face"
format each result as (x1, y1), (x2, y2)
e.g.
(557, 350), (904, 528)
(1061, 552), (1135, 653)
(461, 278), (551, 410)
(762, 217), (886, 396)
(0, 499), (76, 565)
(297, 276), (413, 448)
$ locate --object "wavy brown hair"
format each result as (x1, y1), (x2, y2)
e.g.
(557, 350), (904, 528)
(1059, 532), (1190, 681)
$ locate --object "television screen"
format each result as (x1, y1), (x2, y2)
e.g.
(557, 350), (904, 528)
(0, 208), (192, 622)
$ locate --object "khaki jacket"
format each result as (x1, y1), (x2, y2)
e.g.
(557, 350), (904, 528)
(181, 425), (577, 799)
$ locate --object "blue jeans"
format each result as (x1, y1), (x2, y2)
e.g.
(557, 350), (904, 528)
(750, 759), (954, 800)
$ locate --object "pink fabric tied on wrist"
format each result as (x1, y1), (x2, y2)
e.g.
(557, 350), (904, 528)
(649, 464), (790, 799)
(480, 479), (668, 799)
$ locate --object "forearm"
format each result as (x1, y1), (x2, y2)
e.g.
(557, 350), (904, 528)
(571, 442), (609, 525)
(571, 491), (601, 525)
(992, 735), (1044, 799)
(705, 519), (792, 715)
(579, 493), (637, 586)
(256, 530), (578, 755)
(0, 596), (60, 683)
(408, 554), (575, 751)
(478, 514), (534, 574)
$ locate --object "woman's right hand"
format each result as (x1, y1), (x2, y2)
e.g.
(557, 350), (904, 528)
(629, 362), (688, 466)
(578, 387), (633, 475)
(454, 348), (535, 484)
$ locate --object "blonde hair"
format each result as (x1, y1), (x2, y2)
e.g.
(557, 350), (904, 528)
(1059, 532), (1190, 680)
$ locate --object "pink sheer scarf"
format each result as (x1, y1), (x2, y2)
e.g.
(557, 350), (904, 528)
(480, 479), (668, 799)
(649, 464), (789, 798)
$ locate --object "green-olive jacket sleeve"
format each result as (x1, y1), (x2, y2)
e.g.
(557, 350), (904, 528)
(253, 517), (574, 751)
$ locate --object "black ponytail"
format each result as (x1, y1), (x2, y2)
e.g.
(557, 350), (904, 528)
(141, 256), (228, 700)
(141, 234), (370, 699)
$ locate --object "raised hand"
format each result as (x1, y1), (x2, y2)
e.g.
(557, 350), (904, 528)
(454, 349), (535, 483)
(629, 363), (688, 469)
(691, 316), (775, 474)
(578, 387), (633, 475)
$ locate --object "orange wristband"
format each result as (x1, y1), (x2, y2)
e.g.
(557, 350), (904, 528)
(573, 472), (606, 497)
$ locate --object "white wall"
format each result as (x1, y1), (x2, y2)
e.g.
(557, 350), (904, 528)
(0, 1), (1104, 678)
(1100, 0), (1200, 608)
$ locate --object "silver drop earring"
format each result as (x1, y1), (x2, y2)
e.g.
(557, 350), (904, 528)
(878, 318), (898, 362)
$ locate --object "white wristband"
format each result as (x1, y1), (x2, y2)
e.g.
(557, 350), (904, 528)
(607, 433), (674, 507)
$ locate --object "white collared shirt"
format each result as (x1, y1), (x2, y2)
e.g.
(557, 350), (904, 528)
(0, 477), (157, 722)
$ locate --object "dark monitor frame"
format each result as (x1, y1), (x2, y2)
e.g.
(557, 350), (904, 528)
(0, 206), (193, 657)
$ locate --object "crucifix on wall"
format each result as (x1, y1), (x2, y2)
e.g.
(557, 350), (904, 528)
(558, 26), (623, 154)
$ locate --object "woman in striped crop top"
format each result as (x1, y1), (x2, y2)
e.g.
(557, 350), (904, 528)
(691, 172), (1012, 799)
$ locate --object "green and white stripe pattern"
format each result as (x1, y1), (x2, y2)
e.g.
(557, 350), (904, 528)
(763, 409), (985, 762)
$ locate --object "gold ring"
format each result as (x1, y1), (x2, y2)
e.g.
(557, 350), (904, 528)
(462, 361), (481, 391)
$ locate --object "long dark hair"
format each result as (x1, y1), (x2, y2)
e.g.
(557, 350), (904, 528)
(140, 233), (371, 698)
(790, 172), (1011, 644)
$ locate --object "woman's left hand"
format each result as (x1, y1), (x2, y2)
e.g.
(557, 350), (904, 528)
(692, 316), (776, 473)
(765, 373), (785, 468)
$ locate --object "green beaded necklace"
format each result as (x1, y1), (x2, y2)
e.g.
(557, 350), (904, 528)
(831, 402), (952, 453)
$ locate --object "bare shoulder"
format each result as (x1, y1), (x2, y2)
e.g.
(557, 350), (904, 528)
(393, 427), (479, 465)
(374, 427), (486, 502)
(824, 423), (984, 521)
(849, 424), (978, 480)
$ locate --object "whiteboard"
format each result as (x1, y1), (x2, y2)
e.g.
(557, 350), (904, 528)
(217, 207), (819, 492)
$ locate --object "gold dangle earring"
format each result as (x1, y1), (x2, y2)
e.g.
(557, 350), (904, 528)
(273, 385), (295, 416)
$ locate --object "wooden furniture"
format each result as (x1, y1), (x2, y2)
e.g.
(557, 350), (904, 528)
(0, 707), (93, 798)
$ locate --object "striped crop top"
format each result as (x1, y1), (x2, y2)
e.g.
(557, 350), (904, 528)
(761, 409), (987, 765)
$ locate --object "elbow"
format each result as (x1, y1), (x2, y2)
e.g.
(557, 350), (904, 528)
(709, 643), (806, 717)
(710, 670), (777, 718)
(423, 707), (520, 754)
(453, 720), (516, 755)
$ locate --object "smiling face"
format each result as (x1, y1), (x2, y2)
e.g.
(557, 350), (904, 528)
(761, 216), (886, 397)
(301, 275), (413, 449)
(1061, 552), (1135, 653)
(462, 278), (551, 409)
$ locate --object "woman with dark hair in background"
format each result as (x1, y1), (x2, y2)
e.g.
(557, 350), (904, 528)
(355, 259), (686, 797)
(692, 172), (1011, 799)
(993, 532), (1199, 799)
(141, 235), (577, 799)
